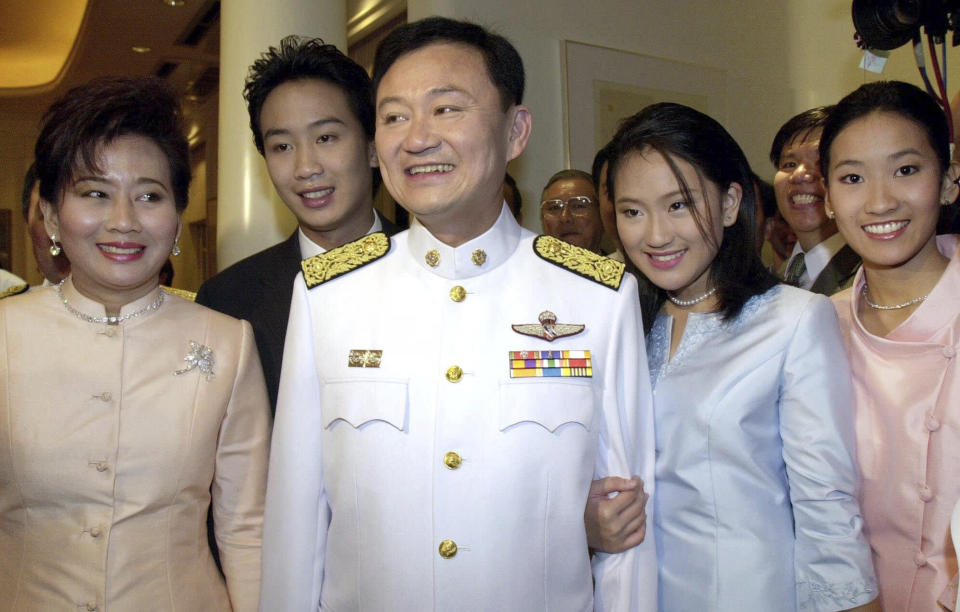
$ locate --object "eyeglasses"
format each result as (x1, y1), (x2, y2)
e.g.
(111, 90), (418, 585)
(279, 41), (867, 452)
(540, 196), (596, 218)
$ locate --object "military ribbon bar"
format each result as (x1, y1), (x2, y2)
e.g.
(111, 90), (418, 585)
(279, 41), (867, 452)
(509, 350), (590, 360)
(509, 350), (592, 378)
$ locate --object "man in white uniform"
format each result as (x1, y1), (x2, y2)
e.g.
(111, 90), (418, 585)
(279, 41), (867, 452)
(261, 17), (656, 611)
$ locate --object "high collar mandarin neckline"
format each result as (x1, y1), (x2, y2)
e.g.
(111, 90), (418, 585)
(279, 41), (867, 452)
(406, 203), (522, 280)
(57, 277), (165, 325)
(851, 234), (960, 344)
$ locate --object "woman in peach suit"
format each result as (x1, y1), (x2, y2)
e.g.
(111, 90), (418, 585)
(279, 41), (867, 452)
(0, 77), (270, 611)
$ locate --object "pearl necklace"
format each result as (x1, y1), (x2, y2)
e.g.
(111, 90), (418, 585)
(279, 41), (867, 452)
(667, 287), (717, 307)
(57, 280), (164, 325)
(862, 283), (928, 311)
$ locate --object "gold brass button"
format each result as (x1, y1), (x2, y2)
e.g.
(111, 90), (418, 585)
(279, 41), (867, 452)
(445, 365), (463, 383)
(471, 249), (487, 266)
(90, 526), (102, 538)
(425, 249), (440, 267)
(96, 462), (108, 472)
(438, 539), (458, 558)
(443, 451), (462, 469)
(449, 286), (466, 302)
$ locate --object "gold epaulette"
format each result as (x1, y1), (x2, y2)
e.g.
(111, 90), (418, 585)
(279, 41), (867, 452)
(533, 235), (625, 290)
(302, 232), (390, 289)
(0, 284), (29, 299)
(162, 286), (197, 301)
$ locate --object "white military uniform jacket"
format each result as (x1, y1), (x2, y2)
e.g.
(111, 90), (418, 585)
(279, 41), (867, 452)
(261, 206), (657, 611)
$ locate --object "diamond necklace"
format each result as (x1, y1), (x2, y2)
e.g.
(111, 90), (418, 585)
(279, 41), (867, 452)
(57, 280), (164, 325)
(667, 287), (717, 307)
(862, 283), (928, 311)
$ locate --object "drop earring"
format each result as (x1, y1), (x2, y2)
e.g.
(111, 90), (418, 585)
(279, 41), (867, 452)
(49, 235), (61, 256)
(171, 240), (181, 257)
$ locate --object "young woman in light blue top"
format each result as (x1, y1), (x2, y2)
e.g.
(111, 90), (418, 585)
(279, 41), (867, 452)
(607, 103), (878, 611)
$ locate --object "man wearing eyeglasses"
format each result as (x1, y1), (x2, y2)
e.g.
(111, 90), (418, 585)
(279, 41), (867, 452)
(539, 169), (605, 254)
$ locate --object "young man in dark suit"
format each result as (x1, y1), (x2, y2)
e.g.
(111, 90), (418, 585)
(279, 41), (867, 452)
(196, 37), (400, 411)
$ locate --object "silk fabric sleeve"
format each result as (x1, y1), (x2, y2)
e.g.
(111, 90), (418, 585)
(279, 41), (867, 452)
(214, 318), (271, 612)
(780, 294), (877, 609)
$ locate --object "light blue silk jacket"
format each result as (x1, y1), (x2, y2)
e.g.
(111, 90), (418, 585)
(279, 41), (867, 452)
(648, 284), (876, 611)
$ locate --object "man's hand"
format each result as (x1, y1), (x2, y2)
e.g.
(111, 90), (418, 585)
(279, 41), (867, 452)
(585, 476), (648, 554)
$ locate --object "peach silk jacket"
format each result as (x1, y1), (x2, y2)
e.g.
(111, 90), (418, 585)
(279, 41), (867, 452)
(0, 280), (270, 612)
(832, 235), (960, 612)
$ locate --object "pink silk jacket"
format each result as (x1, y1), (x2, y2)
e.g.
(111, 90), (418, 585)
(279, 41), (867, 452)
(833, 235), (960, 612)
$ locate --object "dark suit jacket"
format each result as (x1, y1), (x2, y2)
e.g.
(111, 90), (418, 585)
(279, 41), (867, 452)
(196, 214), (401, 412)
(809, 244), (861, 296)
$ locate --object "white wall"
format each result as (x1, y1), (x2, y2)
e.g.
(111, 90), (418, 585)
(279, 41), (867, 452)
(408, 0), (960, 232)
(5, 1), (958, 273)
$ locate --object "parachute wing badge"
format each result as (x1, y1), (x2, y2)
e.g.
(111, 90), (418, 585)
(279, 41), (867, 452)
(511, 310), (584, 342)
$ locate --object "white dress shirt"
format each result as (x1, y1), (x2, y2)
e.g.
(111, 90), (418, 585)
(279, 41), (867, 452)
(785, 232), (847, 290)
(297, 211), (384, 259)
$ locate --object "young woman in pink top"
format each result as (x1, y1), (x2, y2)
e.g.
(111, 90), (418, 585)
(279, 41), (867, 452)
(822, 80), (960, 611)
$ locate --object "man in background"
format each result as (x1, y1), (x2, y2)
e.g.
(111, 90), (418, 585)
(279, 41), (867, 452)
(540, 168), (605, 254)
(591, 145), (624, 261)
(503, 171), (523, 222)
(770, 106), (859, 294)
(753, 174), (796, 272)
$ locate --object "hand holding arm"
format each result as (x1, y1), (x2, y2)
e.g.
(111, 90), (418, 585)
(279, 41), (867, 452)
(585, 476), (648, 554)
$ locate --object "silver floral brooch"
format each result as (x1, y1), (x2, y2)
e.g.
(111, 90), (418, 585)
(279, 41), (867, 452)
(175, 341), (215, 380)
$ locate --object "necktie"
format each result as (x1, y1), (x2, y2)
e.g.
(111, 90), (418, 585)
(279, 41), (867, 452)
(784, 252), (806, 286)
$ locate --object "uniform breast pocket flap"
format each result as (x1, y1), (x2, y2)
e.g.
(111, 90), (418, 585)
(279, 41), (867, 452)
(320, 380), (408, 431)
(498, 381), (596, 433)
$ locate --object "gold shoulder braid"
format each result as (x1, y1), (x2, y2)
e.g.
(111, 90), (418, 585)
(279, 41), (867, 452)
(533, 235), (624, 290)
(162, 286), (197, 301)
(0, 284), (29, 299)
(302, 232), (390, 289)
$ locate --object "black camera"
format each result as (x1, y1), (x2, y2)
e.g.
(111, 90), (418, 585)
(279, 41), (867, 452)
(853, 0), (960, 49)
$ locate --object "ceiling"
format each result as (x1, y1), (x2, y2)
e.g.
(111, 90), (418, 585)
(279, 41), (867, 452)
(0, 0), (221, 116)
(0, 0), (88, 90)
